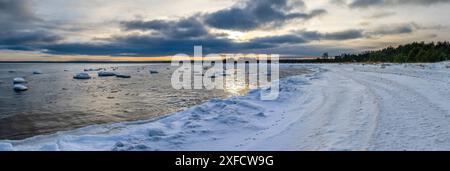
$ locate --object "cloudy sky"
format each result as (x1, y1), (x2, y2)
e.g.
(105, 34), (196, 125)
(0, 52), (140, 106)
(1, 0), (450, 61)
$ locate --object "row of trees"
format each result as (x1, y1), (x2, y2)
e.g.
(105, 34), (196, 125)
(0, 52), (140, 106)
(333, 42), (450, 63)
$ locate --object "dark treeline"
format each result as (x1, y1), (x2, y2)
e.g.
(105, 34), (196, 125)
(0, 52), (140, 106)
(334, 42), (450, 63)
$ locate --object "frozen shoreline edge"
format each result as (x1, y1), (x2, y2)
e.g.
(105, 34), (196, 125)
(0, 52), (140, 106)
(3, 62), (448, 151)
(0, 64), (319, 151)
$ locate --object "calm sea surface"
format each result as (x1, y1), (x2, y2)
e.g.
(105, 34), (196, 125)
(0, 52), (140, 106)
(0, 63), (308, 140)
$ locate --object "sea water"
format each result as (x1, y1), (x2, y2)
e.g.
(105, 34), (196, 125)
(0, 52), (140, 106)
(0, 63), (308, 140)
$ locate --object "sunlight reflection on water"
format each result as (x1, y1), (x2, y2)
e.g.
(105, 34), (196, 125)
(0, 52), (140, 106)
(0, 63), (308, 140)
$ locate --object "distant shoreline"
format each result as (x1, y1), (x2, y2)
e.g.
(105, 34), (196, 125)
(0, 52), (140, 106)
(0, 61), (173, 64)
(0, 60), (447, 64)
(0, 59), (325, 64)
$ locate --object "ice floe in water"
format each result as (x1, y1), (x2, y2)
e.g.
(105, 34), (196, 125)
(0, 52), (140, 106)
(13, 84), (28, 91)
(73, 73), (91, 79)
(0, 66), (317, 151)
(12, 77), (28, 91)
(98, 71), (117, 77)
(3, 63), (450, 151)
(13, 77), (26, 84)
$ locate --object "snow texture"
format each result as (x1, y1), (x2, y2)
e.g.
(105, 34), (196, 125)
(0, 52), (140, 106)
(1, 62), (449, 151)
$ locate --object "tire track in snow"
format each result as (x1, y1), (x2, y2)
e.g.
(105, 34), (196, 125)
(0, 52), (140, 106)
(2, 64), (449, 151)
(331, 69), (382, 150)
(297, 70), (380, 150)
(255, 68), (380, 150)
(337, 67), (450, 150)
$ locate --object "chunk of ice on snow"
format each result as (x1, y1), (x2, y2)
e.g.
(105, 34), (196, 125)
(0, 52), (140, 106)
(13, 77), (26, 84)
(14, 84), (28, 91)
(73, 73), (91, 79)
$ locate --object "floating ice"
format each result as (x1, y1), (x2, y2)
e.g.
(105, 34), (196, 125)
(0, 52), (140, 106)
(116, 74), (131, 78)
(98, 71), (117, 77)
(73, 73), (91, 79)
(4, 64), (450, 151)
(13, 84), (28, 91)
(13, 77), (26, 84)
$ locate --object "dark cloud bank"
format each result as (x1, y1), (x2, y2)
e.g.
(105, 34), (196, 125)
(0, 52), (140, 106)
(203, 0), (326, 31)
(0, 0), (446, 57)
(0, 0), (61, 50)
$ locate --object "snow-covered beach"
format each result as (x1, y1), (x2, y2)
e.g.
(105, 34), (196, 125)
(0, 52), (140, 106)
(1, 62), (449, 151)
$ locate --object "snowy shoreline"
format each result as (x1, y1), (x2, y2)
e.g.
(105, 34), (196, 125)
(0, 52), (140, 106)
(1, 62), (449, 151)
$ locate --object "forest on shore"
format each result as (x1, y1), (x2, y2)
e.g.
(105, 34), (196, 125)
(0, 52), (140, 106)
(332, 41), (450, 63)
